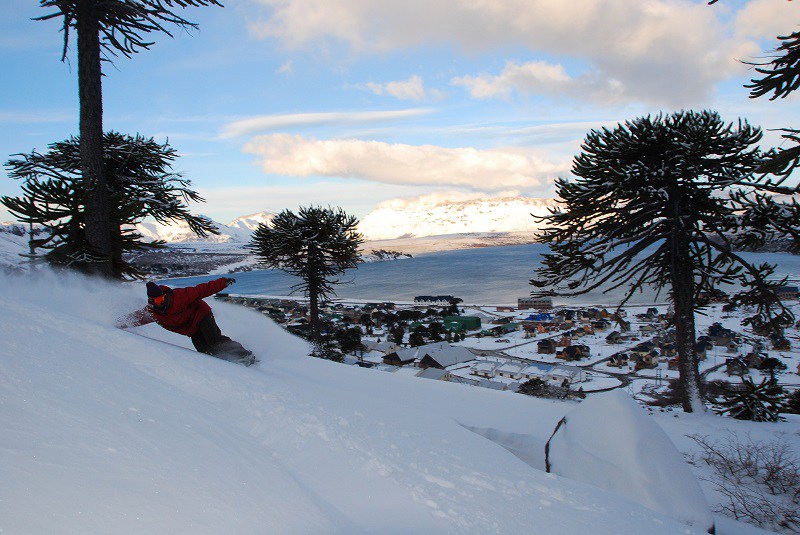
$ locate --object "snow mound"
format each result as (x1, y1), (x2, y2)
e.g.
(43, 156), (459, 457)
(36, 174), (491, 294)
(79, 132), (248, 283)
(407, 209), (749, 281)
(546, 390), (714, 532)
(0, 271), (701, 533)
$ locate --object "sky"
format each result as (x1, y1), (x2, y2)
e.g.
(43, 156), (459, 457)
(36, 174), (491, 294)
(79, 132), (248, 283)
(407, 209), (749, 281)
(0, 0), (798, 224)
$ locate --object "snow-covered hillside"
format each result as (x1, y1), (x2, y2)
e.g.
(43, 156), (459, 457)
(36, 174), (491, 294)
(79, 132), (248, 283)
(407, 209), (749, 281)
(1, 271), (773, 534)
(357, 195), (559, 241)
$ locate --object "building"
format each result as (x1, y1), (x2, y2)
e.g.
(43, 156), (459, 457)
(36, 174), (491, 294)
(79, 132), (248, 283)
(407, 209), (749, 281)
(633, 351), (659, 370)
(557, 344), (590, 361)
(477, 379), (508, 391)
(521, 362), (554, 380)
(382, 347), (421, 367)
(726, 357), (749, 377)
(416, 368), (451, 381)
(414, 295), (456, 305)
(605, 331), (623, 344)
(518, 297), (553, 310)
(472, 361), (503, 378)
(776, 285), (799, 299)
(591, 320), (611, 331)
(495, 362), (528, 380)
(363, 341), (401, 355)
(608, 353), (629, 368)
(524, 313), (553, 322)
(548, 365), (586, 385)
(443, 316), (481, 331)
(491, 323), (520, 336)
(418, 344), (476, 369)
(537, 339), (557, 354)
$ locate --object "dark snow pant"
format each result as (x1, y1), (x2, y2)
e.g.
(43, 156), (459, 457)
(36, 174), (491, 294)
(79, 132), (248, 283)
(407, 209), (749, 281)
(192, 313), (254, 365)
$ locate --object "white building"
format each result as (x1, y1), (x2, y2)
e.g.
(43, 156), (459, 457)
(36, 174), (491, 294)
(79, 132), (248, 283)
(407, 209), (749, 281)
(471, 361), (503, 378)
(496, 361), (528, 380)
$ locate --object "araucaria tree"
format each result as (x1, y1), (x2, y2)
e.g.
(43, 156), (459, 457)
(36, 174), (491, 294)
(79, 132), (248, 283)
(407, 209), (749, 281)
(249, 206), (364, 347)
(36, 0), (222, 276)
(531, 110), (800, 413)
(2, 132), (218, 278)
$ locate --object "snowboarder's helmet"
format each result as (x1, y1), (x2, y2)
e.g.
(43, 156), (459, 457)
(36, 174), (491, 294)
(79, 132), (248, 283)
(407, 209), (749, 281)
(146, 281), (164, 298)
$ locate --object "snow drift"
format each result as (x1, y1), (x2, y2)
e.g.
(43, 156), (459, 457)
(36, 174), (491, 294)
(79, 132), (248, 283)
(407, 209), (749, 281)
(0, 271), (704, 533)
(546, 390), (714, 532)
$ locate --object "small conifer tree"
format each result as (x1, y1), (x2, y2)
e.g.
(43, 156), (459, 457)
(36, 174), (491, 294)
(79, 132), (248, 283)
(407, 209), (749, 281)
(716, 377), (785, 422)
(2, 132), (217, 277)
(249, 206), (363, 346)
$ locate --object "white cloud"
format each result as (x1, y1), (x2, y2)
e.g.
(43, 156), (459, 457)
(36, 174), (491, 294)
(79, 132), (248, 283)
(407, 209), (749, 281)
(366, 75), (443, 101)
(242, 134), (567, 189)
(452, 60), (627, 105)
(193, 181), (430, 221)
(220, 108), (433, 138)
(276, 60), (294, 75)
(250, 0), (758, 106)
(453, 61), (569, 99)
(734, 0), (798, 41)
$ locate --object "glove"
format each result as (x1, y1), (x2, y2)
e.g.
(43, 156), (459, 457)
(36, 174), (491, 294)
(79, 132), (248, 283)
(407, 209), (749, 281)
(226, 278), (236, 286)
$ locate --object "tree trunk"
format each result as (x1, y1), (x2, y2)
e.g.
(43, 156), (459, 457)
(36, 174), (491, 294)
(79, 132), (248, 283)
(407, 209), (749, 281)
(76, 1), (113, 277)
(308, 276), (320, 345)
(670, 206), (705, 413)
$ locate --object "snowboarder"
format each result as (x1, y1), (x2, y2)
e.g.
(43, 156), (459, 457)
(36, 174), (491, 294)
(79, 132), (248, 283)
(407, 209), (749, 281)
(118, 278), (256, 366)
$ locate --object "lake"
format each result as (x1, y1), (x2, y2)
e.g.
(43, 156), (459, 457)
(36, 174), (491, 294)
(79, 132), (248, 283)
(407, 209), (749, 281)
(161, 244), (800, 306)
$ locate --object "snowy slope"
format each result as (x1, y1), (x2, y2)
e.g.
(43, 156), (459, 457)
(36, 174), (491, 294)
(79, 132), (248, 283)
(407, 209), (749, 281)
(357, 195), (559, 241)
(0, 271), (714, 534)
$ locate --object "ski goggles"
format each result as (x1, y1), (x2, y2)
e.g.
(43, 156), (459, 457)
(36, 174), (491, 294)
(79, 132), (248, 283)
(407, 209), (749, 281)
(149, 294), (167, 306)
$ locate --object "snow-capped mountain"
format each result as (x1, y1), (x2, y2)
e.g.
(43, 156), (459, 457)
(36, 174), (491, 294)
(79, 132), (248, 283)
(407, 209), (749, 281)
(357, 195), (559, 241)
(134, 211), (276, 244)
(0, 222), (35, 271)
(131, 197), (560, 244)
(226, 211), (275, 240)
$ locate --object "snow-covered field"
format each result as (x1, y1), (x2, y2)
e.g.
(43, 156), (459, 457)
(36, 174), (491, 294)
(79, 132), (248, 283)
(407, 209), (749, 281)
(2, 270), (798, 533)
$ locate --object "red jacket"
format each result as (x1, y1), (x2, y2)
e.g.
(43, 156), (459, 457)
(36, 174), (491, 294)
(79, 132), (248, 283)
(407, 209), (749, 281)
(121, 278), (229, 336)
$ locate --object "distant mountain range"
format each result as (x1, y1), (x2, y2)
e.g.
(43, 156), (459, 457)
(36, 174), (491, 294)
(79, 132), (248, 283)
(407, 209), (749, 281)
(134, 211), (277, 244)
(0, 197), (557, 271)
(130, 196), (559, 244)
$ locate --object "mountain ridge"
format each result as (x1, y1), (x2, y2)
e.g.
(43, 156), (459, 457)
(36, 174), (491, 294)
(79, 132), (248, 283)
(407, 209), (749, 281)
(126, 196), (558, 244)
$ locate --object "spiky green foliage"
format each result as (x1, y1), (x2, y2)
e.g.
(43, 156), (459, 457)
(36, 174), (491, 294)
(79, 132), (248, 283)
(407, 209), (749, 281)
(716, 377), (785, 422)
(786, 389), (800, 415)
(518, 378), (546, 397)
(743, 29), (800, 179)
(37, 0), (223, 61)
(249, 206), (364, 343)
(2, 132), (218, 278)
(743, 29), (800, 102)
(531, 110), (800, 413)
(709, 1), (800, 178)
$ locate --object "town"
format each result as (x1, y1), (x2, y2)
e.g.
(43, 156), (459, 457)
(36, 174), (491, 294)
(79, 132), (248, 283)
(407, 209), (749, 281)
(216, 291), (800, 409)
